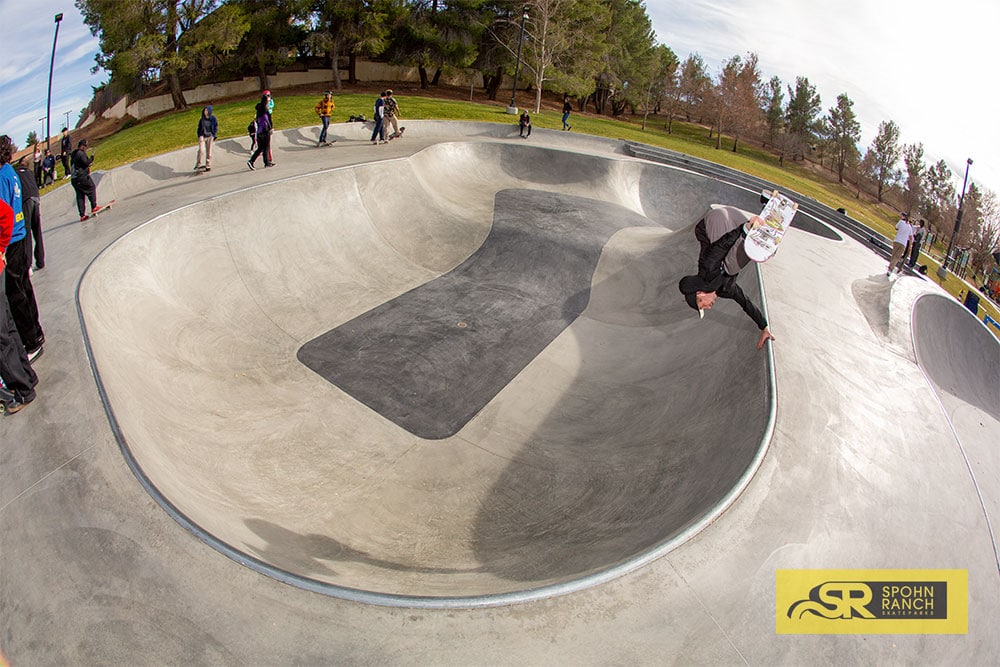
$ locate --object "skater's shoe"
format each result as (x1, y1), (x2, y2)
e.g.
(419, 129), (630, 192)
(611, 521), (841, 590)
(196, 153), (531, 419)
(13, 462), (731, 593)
(26, 345), (44, 364)
(265, 162), (276, 168)
(247, 160), (255, 171)
(5, 394), (35, 415)
(80, 215), (88, 222)
(91, 205), (102, 214)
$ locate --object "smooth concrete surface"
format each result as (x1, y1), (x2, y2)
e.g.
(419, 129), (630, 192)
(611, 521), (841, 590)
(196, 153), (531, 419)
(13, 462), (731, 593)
(2, 120), (999, 663)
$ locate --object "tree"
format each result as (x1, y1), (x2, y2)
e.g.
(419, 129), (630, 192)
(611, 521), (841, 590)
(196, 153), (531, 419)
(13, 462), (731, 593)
(386, 0), (490, 89)
(519, 0), (610, 114)
(866, 120), (902, 202)
(719, 52), (763, 152)
(635, 44), (678, 131)
(677, 53), (710, 123)
(77, 0), (250, 109)
(25, 131), (38, 148)
(825, 93), (860, 184)
(763, 76), (784, 147)
(922, 159), (956, 236)
(785, 76), (821, 161)
(311, 0), (395, 90)
(232, 0), (310, 92)
(902, 142), (925, 216)
(961, 186), (1000, 279)
(590, 0), (655, 116)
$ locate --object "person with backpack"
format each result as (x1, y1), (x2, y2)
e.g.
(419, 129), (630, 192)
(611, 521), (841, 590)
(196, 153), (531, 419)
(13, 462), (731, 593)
(518, 110), (531, 138)
(314, 91), (336, 146)
(247, 93), (274, 170)
(194, 105), (218, 172)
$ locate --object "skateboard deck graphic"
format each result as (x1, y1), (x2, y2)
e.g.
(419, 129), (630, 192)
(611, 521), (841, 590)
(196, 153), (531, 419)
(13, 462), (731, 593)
(388, 126), (406, 141)
(744, 190), (797, 262)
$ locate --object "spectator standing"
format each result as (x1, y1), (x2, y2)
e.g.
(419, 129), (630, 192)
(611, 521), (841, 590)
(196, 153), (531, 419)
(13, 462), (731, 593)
(0, 135), (45, 362)
(247, 94), (274, 170)
(908, 219), (926, 268)
(314, 91), (336, 146)
(32, 145), (42, 184)
(0, 197), (38, 414)
(384, 90), (402, 139)
(70, 139), (101, 220)
(194, 105), (218, 171)
(887, 212), (913, 276)
(13, 160), (44, 270)
(371, 91), (387, 145)
(561, 96), (572, 131)
(265, 90), (275, 164)
(41, 149), (56, 186)
(59, 128), (72, 179)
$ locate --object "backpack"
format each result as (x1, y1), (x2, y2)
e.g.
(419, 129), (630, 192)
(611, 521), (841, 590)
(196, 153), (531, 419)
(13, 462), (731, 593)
(247, 118), (257, 137)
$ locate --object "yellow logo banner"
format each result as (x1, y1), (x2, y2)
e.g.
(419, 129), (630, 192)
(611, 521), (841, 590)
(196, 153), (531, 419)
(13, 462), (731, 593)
(776, 569), (967, 634)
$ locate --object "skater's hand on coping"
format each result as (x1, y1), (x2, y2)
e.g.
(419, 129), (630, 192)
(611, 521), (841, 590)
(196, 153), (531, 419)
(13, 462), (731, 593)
(757, 327), (774, 350)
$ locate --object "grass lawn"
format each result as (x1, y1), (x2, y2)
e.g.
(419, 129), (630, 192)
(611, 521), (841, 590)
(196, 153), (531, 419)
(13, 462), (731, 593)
(51, 89), (998, 326)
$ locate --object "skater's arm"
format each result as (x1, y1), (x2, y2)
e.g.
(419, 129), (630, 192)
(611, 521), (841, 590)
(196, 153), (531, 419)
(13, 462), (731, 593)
(698, 225), (744, 279)
(722, 282), (769, 332)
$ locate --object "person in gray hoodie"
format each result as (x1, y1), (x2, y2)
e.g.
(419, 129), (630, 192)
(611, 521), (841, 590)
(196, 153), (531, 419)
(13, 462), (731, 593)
(195, 105), (219, 171)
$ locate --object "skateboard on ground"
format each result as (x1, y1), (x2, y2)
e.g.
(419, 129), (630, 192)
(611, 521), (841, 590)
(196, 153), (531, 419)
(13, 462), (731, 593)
(82, 199), (115, 221)
(194, 165), (212, 172)
(0, 383), (15, 415)
(743, 190), (797, 262)
(388, 126), (406, 141)
(317, 140), (337, 147)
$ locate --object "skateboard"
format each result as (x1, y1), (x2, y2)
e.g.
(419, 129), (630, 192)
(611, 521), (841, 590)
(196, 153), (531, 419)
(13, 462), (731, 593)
(82, 199), (115, 221)
(194, 165), (211, 172)
(743, 190), (797, 262)
(0, 382), (14, 415)
(388, 126), (406, 141)
(317, 140), (337, 147)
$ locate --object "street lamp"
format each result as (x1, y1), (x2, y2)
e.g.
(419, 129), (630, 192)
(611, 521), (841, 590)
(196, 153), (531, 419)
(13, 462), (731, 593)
(937, 157), (973, 279)
(46, 13), (64, 154)
(506, 8), (529, 115)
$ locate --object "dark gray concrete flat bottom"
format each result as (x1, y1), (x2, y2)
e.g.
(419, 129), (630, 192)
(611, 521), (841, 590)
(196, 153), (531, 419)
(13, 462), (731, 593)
(298, 189), (657, 439)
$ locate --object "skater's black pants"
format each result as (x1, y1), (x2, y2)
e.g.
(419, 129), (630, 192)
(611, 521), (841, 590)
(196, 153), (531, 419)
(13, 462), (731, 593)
(250, 132), (272, 166)
(3, 238), (44, 351)
(22, 196), (44, 269)
(72, 176), (97, 217)
(0, 268), (38, 402)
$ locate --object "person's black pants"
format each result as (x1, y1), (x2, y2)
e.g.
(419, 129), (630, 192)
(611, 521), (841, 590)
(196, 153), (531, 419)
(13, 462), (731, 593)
(72, 176), (97, 217)
(0, 268), (39, 402)
(250, 132), (271, 166)
(22, 196), (44, 269)
(4, 238), (44, 352)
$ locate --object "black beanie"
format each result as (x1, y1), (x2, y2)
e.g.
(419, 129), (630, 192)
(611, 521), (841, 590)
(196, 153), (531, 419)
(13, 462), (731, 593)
(678, 274), (724, 311)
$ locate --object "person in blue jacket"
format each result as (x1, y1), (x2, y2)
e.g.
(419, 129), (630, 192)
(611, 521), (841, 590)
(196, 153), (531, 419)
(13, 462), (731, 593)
(194, 105), (218, 171)
(0, 135), (45, 364)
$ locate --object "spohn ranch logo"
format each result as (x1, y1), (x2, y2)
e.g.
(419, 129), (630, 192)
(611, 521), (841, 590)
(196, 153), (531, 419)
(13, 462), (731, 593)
(776, 570), (967, 634)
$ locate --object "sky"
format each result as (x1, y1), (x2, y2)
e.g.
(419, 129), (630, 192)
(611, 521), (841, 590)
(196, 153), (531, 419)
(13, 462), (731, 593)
(0, 0), (997, 199)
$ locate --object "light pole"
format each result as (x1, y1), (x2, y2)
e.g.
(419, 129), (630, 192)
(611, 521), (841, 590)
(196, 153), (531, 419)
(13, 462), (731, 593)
(506, 8), (529, 115)
(46, 13), (64, 154)
(937, 157), (973, 279)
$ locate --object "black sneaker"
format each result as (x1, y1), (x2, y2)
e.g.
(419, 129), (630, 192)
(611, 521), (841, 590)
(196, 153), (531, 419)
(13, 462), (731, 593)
(6, 394), (34, 414)
(247, 160), (255, 171)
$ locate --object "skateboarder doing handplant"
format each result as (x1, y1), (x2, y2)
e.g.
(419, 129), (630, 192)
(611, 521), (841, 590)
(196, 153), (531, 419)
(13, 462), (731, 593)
(678, 205), (774, 350)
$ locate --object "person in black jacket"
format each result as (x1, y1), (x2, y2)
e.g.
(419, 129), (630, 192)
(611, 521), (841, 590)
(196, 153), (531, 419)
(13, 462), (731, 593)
(13, 160), (43, 269)
(194, 105), (218, 171)
(678, 205), (774, 350)
(70, 139), (101, 220)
